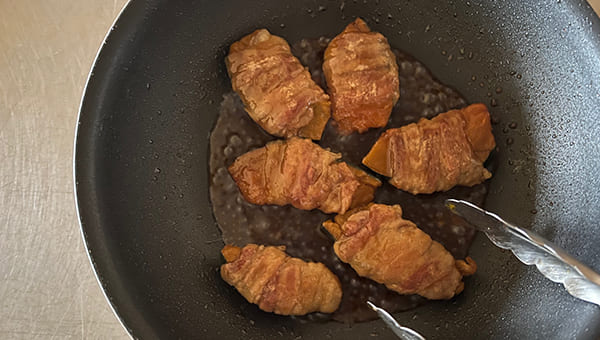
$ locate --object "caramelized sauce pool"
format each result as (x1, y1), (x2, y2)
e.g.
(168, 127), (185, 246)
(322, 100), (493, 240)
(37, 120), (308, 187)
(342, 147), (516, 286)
(209, 37), (492, 322)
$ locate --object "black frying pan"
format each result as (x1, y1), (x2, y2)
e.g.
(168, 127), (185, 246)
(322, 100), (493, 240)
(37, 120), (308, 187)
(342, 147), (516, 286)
(75, 0), (600, 338)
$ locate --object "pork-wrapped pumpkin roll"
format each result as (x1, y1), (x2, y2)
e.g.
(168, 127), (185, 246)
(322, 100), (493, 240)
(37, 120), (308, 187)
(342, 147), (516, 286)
(323, 18), (399, 134)
(220, 244), (342, 315)
(362, 103), (496, 194)
(226, 29), (330, 140)
(323, 204), (476, 300)
(229, 137), (381, 214)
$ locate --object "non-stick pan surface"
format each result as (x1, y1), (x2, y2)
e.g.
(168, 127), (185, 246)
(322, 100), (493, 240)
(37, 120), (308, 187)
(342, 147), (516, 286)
(75, 0), (600, 338)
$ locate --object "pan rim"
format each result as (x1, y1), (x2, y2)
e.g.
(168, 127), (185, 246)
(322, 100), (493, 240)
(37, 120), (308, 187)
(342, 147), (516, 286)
(73, 0), (135, 339)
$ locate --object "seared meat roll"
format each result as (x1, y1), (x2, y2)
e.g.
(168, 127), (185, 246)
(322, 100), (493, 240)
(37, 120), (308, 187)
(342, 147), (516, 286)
(220, 244), (342, 315)
(229, 137), (381, 214)
(362, 103), (496, 194)
(323, 18), (399, 134)
(323, 204), (476, 300)
(226, 29), (330, 140)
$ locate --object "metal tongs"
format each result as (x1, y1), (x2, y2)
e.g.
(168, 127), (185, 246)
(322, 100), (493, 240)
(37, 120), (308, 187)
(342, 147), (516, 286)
(446, 199), (600, 306)
(369, 199), (600, 340)
(367, 301), (426, 340)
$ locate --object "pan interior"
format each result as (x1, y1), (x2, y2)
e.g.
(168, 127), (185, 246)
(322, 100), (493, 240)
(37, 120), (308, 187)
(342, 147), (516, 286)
(75, 0), (600, 339)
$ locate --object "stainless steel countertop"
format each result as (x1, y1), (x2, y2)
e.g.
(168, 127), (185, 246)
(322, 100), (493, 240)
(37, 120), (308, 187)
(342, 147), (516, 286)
(1, 1), (129, 338)
(1, 0), (599, 339)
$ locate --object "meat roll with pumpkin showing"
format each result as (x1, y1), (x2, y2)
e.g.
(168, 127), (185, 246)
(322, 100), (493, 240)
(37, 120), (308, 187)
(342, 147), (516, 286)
(220, 244), (342, 315)
(228, 137), (381, 214)
(323, 18), (399, 134)
(362, 103), (496, 194)
(323, 204), (476, 300)
(226, 29), (330, 140)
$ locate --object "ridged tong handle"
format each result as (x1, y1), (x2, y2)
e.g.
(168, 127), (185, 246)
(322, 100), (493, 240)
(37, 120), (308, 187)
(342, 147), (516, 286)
(446, 199), (600, 306)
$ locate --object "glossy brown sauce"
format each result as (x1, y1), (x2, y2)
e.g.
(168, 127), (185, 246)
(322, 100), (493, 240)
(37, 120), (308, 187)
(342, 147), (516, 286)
(209, 37), (491, 322)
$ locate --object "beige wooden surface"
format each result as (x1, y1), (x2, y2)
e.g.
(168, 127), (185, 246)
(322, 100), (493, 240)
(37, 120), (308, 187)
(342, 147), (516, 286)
(0, 1), (598, 339)
(592, 0), (600, 15)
